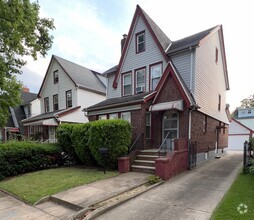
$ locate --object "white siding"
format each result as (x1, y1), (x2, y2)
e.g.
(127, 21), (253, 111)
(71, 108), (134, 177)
(59, 109), (87, 123)
(107, 73), (121, 99)
(77, 88), (105, 109)
(40, 61), (77, 113)
(229, 120), (251, 135)
(116, 15), (167, 95)
(237, 118), (254, 131)
(30, 98), (41, 117)
(195, 30), (229, 123)
(170, 50), (195, 93)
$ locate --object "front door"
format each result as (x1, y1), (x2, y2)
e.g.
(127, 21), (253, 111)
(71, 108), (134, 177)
(162, 110), (179, 150)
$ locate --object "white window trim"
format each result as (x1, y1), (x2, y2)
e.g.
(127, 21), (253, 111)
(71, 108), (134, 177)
(98, 115), (107, 120)
(123, 73), (132, 96)
(121, 112), (131, 123)
(150, 63), (162, 90)
(109, 113), (118, 119)
(135, 68), (146, 94)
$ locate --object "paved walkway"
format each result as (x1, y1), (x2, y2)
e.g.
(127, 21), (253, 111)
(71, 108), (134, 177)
(97, 151), (243, 220)
(0, 172), (150, 220)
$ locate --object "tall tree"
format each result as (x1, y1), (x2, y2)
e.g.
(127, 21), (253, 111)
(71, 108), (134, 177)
(0, 0), (54, 127)
(240, 94), (254, 108)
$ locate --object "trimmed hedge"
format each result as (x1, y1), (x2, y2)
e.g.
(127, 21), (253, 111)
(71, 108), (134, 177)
(71, 123), (96, 166)
(89, 119), (132, 168)
(0, 141), (62, 180)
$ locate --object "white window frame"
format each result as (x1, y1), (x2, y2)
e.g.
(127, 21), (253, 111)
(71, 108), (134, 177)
(53, 94), (58, 111)
(123, 73), (132, 96)
(98, 115), (107, 120)
(109, 113), (118, 119)
(150, 63), (162, 90)
(135, 68), (146, 94)
(136, 31), (145, 53)
(66, 90), (72, 108)
(121, 112), (131, 123)
(44, 97), (49, 113)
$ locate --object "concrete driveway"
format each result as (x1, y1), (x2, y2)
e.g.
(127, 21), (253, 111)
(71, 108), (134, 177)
(96, 151), (243, 220)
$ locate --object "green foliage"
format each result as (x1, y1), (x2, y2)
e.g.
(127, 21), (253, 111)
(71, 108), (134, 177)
(240, 94), (254, 108)
(148, 175), (161, 185)
(0, 0), (55, 127)
(71, 123), (96, 166)
(247, 159), (254, 174)
(0, 141), (62, 180)
(56, 124), (75, 156)
(89, 119), (132, 168)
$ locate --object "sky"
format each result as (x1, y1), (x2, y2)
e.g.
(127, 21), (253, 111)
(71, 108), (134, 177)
(18, 0), (254, 112)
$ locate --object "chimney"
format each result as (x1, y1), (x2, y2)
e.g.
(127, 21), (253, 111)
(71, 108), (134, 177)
(121, 34), (127, 53)
(23, 86), (30, 93)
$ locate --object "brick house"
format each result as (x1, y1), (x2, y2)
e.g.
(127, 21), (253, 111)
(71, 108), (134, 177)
(86, 5), (230, 174)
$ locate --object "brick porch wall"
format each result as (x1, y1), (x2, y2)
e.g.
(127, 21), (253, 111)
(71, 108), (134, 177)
(191, 110), (228, 153)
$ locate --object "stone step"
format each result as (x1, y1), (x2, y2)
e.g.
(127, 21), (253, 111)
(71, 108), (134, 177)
(137, 155), (160, 161)
(134, 160), (155, 167)
(131, 165), (155, 174)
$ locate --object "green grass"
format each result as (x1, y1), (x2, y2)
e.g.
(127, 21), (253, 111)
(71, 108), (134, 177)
(0, 167), (118, 204)
(211, 173), (254, 219)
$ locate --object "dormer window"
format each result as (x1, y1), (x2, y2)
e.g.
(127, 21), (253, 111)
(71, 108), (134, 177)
(136, 31), (145, 53)
(54, 70), (59, 84)
(135, 68), (145, 94)
(122, 73), (132, 96)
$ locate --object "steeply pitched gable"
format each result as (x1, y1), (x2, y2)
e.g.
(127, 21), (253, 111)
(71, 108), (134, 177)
(113, 5), (171, 88)
(38, 55), (106, 97)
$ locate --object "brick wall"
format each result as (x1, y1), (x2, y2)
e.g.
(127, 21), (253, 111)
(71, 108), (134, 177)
(191, 110), (228, 153)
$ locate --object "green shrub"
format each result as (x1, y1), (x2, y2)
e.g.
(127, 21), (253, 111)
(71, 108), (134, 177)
(0, 141), (62, 180)
(89, 119), (131, 168)
(71, 123), (96, 166)
(148, 175), (162, 185)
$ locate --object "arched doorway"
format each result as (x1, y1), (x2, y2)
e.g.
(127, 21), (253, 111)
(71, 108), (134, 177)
(162, 110), (179, 150)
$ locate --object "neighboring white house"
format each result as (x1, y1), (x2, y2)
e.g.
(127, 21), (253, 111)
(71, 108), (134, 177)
(228, 118), (253, 150)
(22, 55), (106, 142)
(234, 107), (254, 130)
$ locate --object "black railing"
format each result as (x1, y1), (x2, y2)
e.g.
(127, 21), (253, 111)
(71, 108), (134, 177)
(128, 133), (144, 153)
(243, 141), (253, 172)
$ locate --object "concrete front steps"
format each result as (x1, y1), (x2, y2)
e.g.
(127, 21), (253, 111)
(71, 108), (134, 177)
(131, 150), (166, 173)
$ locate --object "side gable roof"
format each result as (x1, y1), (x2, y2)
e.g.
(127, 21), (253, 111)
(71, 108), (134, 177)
(38, 55), (106, 97)
(231, 118), (253, 133)
(21, 91), (37, 106)
(166, 26), (217, 54)
(113, 5), (171, 88)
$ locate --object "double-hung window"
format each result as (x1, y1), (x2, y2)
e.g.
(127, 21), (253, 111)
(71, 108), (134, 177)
(136, 31), (145, 53)
(53, 94), (58, 111)
(44, 97), (49, 113)
(135, 68), (145, 94)
(66, 90), (72, 108)
(123, 73), (132, 96)
(53, 70), (59, 84)
(150, 63), (162, 90)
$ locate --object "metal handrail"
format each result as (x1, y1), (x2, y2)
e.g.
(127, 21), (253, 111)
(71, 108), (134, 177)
(129, 133), (144, 153)
(157, 131), (171, 153)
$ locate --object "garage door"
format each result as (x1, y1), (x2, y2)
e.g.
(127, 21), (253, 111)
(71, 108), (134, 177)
(228, 135), (249, 151)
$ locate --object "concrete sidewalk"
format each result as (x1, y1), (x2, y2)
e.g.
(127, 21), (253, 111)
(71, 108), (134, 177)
(0, 172), (150, 220)
(97, 151), (243, 220)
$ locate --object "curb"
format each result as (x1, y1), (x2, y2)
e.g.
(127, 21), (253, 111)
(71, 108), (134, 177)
(80, 181), (164, 220)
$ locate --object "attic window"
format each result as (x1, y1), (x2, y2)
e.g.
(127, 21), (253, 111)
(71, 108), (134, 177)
(136, 31), (145, 53)
(54, 70), (59, 84)
(215, 47), (219, 64)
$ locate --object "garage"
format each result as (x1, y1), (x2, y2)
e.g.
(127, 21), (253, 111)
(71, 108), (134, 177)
(228, 119), (253, 151)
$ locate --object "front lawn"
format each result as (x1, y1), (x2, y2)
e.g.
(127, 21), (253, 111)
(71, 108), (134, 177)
(0, 167), (118, 204)
(211, 173), (254, 219)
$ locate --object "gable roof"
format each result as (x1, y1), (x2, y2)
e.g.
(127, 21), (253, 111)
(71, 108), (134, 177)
(113, 5), (171, 88)
(231, 118), (253, 133)
(166, 26), (217, 54)
(38, 55), (106, 97)
(21, 91), (37, 105)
